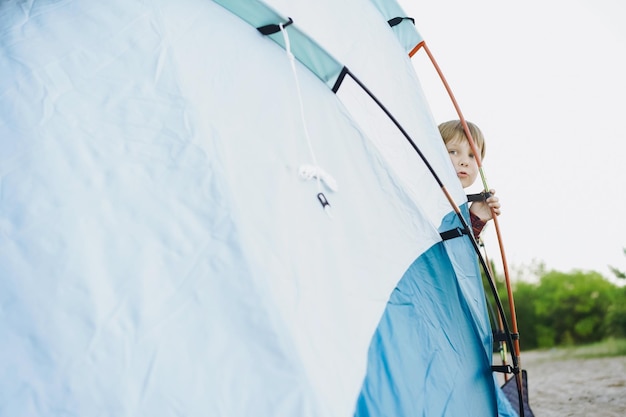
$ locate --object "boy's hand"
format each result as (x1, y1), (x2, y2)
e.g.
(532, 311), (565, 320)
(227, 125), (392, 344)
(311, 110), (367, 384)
(469, 189), (500, 221)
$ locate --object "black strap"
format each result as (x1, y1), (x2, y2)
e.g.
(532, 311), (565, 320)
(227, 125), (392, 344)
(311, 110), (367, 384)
(492, 365), (512, 374)
(440, 226), (470, 241)
(493, 364), (522, 374)
(467, 191), (492, 202)
(493, 331), (507, 342)
(492, 364), (514, 374)
(257, 17), (294, 35)
(387, 16), (415, 27)
(493, 331), (520, 345)
(494, 330), (519, 342)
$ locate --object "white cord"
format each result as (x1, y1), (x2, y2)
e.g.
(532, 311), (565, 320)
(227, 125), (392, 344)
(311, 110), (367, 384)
(279, 23), (336, 216)
(298, 164), (338, 192)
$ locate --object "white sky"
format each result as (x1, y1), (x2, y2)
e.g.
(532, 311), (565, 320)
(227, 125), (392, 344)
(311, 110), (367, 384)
(400, 0), (626, 280)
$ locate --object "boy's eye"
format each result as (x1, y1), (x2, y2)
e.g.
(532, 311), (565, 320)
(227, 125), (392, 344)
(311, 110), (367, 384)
(448, 150), (457, 155)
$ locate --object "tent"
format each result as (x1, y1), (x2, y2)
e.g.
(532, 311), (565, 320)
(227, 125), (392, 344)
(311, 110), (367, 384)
(0, 0), (525, 415)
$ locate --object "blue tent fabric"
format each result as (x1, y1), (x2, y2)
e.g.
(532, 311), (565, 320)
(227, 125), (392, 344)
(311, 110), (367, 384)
(355, 206), (518, 416)
(355, 241), (498, 416)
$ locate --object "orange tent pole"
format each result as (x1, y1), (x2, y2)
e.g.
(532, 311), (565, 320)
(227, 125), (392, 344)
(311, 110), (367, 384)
(413, 39), (523, 393)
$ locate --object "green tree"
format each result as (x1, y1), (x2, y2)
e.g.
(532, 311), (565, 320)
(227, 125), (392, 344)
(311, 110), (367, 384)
(533, 270), (616, 347)
(481, 261), (625, 350)
(605, 285), (626, 337)
(481, 260), (539, 350)
(510, 281), (539, 350)
(606, 247), (626, 337)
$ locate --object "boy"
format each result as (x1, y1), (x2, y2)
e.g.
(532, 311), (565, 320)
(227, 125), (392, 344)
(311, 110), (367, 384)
(438, 120), (501, 239)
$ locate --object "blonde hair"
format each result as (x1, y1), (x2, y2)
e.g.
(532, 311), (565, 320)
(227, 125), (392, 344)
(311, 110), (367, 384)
(438, 120), (486, 160)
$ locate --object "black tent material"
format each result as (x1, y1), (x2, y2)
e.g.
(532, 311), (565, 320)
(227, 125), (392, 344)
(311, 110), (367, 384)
(501, 370), (535, 417)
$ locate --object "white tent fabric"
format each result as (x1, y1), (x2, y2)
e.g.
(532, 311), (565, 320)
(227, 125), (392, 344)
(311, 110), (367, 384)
(0, 1), (516, 416)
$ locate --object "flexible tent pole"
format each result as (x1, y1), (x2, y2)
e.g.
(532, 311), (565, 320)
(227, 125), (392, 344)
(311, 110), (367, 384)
(333, 63), (523, 416)
(481, 239), (510, 382)
(413, 39), (523, 401)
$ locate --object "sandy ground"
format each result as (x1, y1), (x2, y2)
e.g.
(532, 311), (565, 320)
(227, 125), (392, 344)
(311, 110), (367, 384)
(501, 350), (626, 417)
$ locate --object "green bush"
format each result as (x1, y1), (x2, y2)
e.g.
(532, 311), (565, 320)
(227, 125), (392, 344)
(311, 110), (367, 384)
(486, 266), (623, 349)
(606, 287), (626, 337)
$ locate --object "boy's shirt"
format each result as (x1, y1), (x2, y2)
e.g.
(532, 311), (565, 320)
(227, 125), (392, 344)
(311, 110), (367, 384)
(470, 212), (486, 239)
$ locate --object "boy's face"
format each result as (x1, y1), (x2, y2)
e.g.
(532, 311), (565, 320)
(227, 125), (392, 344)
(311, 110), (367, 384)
(445, 137), (479, 188)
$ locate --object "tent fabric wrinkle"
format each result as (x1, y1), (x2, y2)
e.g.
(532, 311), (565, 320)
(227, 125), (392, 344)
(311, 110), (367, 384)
(0, 0), (519, 416)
